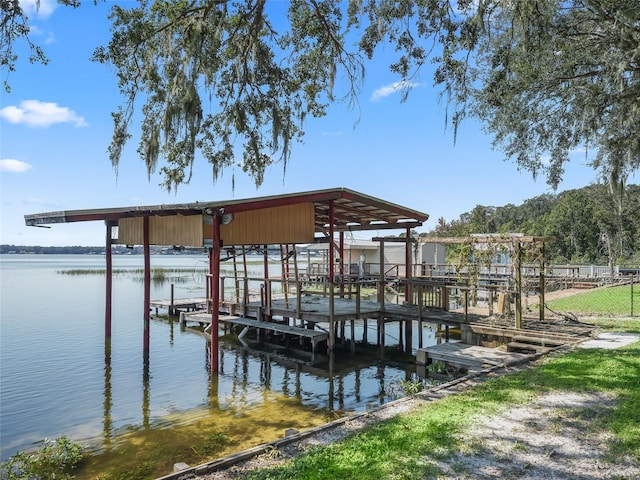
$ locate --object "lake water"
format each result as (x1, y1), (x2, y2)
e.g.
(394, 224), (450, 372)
(0, 254), (441, 477)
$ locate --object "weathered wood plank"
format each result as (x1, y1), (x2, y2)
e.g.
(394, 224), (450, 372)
(180, 312), (329, 342)
(417, 342), (529, 368)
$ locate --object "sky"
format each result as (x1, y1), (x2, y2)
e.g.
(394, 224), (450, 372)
(2, 1), (636, 247)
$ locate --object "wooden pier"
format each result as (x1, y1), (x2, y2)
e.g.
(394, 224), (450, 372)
(170, 290), (482, 361)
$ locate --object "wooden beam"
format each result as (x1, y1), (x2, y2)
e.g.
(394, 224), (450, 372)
(418, 235), (555, 244)
(318, 221), (423, 232)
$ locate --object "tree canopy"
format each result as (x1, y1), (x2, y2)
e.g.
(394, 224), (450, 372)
(425, 183), (640, 265)
(3, 0), (639, 192)
(1, 0), (80, 84)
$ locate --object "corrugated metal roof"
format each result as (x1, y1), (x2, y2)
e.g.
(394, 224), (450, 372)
(24, 187), (428, 233)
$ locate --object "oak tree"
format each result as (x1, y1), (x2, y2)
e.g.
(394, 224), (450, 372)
(3, 1), (639, 192)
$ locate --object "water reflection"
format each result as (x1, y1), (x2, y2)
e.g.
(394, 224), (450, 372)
(86, 321), (449, 478)
(1, 255), (457, 477)
(143, 363), (150, 430)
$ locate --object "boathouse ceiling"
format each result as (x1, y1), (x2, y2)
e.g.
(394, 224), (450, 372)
(24, 187), (429, 247)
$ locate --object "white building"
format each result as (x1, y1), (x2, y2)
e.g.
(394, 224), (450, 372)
(312, 238), (445, 277)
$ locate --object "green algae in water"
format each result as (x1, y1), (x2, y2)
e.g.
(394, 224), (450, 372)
(76, 394), (333, 480)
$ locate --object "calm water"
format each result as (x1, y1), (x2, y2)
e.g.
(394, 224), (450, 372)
(0, 254), (440, 470)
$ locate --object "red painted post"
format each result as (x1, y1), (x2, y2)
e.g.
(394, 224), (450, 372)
(328, 201), (335, 282)
(143, 216), (150, 363)
(378, 240), (385, 308)
(405, 227), (412, 302)
(339, 230), (345, 297)
(263, 244), (270, 321)
(105, 220), (113, 340)
(328, 201), (335, 355)
(210, 213), (221, 373)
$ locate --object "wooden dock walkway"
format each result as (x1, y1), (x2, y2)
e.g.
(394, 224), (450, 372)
(179, 311), (329, 360)
(416, 343), (529, 371)
(158, 290), (590, 370)
(150, 297), (207, 315)
(255, 295), (469, 326)
(157, 291), (483, 359)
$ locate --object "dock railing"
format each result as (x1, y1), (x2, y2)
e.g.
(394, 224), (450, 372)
(214, 271), (531, 327)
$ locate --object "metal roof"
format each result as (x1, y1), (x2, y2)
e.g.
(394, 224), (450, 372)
(24, 187), (428, 233)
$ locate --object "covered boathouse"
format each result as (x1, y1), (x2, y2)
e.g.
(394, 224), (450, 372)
(24, 187), (430, 373)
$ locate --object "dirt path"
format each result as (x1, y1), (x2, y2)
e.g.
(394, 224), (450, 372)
(434, 391), (639, 479)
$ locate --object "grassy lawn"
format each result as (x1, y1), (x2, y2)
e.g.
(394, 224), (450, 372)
(247, 318), (640, 480)
(545, 283), (639, 316)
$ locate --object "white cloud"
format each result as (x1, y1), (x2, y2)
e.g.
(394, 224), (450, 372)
(370, 80), (420, 102)
(19, 0), (58, 19)
(0, 159), (33, 173)
(0, 100), (88, 127)
(29, 25), (56, 45)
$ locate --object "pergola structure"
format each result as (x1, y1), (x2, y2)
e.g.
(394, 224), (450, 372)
(25, 187), (428, 373)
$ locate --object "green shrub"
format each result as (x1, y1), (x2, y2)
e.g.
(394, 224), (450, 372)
(1, 437), (83, 480)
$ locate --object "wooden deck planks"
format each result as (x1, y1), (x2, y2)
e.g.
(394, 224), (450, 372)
(179, 312), (329, 342)
(155, 293), (471, 327)
(417, 342), (529, 369)
(150, 297), (207, 313)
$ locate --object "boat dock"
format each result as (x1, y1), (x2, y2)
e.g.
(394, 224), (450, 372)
(170, 290), (485, 360)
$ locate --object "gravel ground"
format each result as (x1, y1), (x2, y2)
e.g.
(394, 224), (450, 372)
(434, 391), (640, 479)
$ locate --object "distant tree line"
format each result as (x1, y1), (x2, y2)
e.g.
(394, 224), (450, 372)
(0, 245), (205, 255)
(422, 184), (640, 266)
(0, 245), (106, 255)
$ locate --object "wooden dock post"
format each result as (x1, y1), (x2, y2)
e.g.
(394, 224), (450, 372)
(378, 241), (385, 309)
(328, 283), (335, 353)
(351, 282), (366, 355)
(263, 245), (270, 322)
(210, 212), (222, 373)
(418, 284), (423, 349)
(339, 231), (345, 298)
(514, 241), (522, 329)
(169, 284), (175, 316)
(404, 229), (413, 353)
(463, 287), (469, 322)
(143, 216), (150, 364)
(104, 220), (114, 341)
(378, 313), (385, 359)
(539, 242), (545, 322)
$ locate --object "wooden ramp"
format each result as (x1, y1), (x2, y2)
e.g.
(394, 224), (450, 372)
(179, 311), (329, 359)
(417, 343), (529, 371)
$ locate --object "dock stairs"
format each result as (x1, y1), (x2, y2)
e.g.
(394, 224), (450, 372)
(506, 333), (572, 354)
